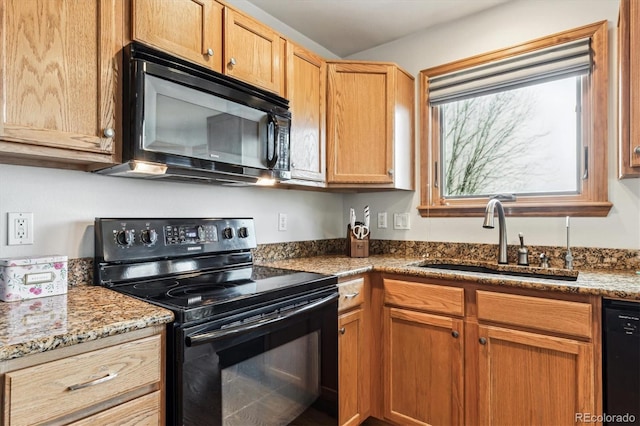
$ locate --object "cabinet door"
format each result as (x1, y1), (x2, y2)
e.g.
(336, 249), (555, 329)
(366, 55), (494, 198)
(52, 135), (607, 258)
(384, 307), (464, 426)
(132, 0), (223, 72)
(339, 308), (364, 426)
(632, 0), (640, 169)
(0, 0), (122, 166)
(224, 8), (282, 94)
(477, 325), (594, 425)
(286, 42), (326, 183)
(619, 0), (640, 175)
(327, 63), (394, 184)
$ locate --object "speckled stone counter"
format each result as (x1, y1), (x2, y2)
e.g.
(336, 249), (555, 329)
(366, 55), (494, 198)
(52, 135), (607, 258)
(0, 286), (174, 361)
(260, 254), (640, 301)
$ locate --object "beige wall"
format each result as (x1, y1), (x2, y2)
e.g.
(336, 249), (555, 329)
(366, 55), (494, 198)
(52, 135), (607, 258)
(345, 0), (640, 250)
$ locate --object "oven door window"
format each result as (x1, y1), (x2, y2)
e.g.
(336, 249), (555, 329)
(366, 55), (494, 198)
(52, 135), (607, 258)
(143, 74), (268, 169)
(179, 297), (338, 426)
(222, 331), (320, 425)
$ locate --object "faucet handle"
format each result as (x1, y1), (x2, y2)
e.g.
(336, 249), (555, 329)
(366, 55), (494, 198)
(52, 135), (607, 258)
(539, 253), (550, 268)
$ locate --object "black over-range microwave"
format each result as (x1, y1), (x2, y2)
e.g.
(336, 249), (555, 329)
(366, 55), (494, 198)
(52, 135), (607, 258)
(96, 42), (291, 185)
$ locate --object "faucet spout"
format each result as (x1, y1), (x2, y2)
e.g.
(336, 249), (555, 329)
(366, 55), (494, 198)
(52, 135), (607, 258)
(483, 199), (508, 264)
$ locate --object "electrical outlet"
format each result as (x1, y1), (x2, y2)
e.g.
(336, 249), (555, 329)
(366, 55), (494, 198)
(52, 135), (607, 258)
(8, 212), (34, 245)
(378, 212), (388, 229)
(278, 213), (288, 231)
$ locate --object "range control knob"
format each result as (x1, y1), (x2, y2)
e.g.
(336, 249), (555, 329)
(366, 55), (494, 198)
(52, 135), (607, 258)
(237, 227), (249, 239)
(222, 227), (234, 239)
(197, 226), (205, 241)
(140, 229), (157, 245)
(116, 229), (134, 247)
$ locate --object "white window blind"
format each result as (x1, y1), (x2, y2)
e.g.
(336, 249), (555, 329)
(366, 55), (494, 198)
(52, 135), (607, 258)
(428, 38), (591, 105)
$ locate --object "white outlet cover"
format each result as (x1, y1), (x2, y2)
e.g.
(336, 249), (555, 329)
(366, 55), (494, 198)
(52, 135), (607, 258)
(377, 212), (388, 229)
(278, 213), (288, 231)
(8, 212), (34, 245)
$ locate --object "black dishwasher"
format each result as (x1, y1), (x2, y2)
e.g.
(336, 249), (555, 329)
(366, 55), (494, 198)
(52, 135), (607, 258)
(603, 298), (640, 425)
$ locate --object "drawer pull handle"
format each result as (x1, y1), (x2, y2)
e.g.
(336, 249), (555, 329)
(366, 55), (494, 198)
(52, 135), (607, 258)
(343, 292), (360, 299)
(68, 372), (118, 391)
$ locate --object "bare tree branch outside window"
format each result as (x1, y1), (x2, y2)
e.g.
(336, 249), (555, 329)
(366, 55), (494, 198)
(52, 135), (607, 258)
(440, 78), (579, 198)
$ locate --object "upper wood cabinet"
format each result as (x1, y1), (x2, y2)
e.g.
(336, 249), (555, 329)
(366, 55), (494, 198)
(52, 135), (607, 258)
(131, 0), (223, 73)
(618, 0), (640, 177)
(224, 8), (283, 94)
(326, 61), (414, 189)
(0, 0), (123, 169)
(285, 42), (326, 184)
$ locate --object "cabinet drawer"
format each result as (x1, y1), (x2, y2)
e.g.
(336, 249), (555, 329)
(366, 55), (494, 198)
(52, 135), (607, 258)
(338, 277), (365, 312)
(476, 290), (592, 339)
(70, 391), (161, 426)
(383, 279), (464, 316)
(5, 334), (161, 425)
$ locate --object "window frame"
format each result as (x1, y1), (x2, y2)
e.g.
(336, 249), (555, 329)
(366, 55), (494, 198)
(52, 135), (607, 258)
(418, 21), (612, 218)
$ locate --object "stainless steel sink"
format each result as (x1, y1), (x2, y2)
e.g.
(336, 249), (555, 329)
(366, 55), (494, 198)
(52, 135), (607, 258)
(419, 262), (579, 281)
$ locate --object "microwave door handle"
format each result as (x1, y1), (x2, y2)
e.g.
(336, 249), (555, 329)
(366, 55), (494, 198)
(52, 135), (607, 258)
(185, 292), (338, 347)
(266, 113), (278, 168)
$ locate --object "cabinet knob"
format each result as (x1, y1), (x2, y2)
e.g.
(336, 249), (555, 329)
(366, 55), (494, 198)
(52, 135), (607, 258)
(206, 48), (214, 57)
(388, 169), (394, 176)
(103, 128), (115, 138)
(634, 146), (640, 155)
(451, 330), (459, 338)
(291, 162), (296, 168)
(479, 337), (487, 345)
(229, 57), (237, 66)
(339, 327), (346, 335)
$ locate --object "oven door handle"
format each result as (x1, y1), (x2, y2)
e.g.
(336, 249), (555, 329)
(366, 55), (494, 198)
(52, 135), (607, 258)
(185, 292), (338, 347)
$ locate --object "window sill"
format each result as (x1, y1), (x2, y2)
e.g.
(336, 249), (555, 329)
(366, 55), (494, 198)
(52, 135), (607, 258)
(418, 201), (613, 218)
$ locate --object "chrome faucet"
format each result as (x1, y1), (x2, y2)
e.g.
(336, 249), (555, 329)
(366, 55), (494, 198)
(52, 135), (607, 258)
(483, 199), (508, 264)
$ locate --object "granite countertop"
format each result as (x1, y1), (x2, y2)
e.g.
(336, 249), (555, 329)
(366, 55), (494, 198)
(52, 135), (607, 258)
(260, 254), (640, 301)
(2, 253), (638, 363)
(0, 286), (174, 362)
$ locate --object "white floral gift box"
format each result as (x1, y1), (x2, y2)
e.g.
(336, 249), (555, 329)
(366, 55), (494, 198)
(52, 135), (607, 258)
(0, 255), (68, 301)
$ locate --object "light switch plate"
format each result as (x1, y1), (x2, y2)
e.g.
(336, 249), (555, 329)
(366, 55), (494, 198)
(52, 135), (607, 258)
(393, 213), (410, 230)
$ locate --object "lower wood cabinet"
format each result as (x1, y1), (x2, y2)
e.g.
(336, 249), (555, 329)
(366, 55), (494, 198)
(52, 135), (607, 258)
(338, 276), (370, 426)
(384, 307), (464, 425)
(383, 278), (464, 425)
(0, 326), (165, 425)
(379, 276), (601, 426)
(476, 325), (594, 425)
